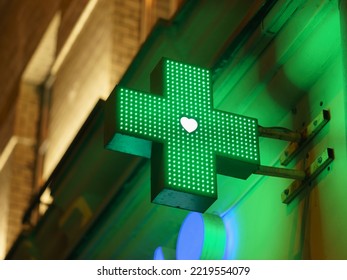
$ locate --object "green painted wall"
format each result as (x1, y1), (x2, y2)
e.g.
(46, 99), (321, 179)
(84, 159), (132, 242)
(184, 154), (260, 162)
(220, 1), (347, 259)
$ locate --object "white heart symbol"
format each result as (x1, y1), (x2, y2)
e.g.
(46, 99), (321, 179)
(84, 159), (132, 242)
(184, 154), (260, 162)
(180, 117), (198, 133)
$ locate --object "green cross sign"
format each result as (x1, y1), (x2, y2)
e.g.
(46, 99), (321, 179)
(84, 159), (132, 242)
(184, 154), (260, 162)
(105, 58), (260, 212)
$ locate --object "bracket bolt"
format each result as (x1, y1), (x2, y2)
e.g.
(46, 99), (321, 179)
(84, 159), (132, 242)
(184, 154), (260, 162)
(318, 156), (323, 164)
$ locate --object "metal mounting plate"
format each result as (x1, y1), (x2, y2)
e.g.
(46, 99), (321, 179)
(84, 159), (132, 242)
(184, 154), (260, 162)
(281, 148), (334, 204)
(280, 110), (330, 166)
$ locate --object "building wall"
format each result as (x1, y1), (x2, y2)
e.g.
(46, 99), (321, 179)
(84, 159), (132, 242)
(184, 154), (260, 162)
(0, 156), (11, 259)
(0, 83), (40, 257)
(43, 0), (115, 179)
(217, 0), (347, 259)
(0, 0), (59, 139)
(43, 0), (182, 180)
(0, 0), (83, 260)
(0, 0), (183, 259)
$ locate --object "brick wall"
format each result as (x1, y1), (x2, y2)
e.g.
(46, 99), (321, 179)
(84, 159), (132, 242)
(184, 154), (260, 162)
(0, 0), (59, 130)
(44, 0), (182, 179)
(43, 0), (114, 179)
(0, 158), (11, 259)
(4, 83), (40, 254)
(0, 0), (183, 258)
(111, 0), (183, 86)
(0, 0), (62, 256)
(112, 0), (142, 81)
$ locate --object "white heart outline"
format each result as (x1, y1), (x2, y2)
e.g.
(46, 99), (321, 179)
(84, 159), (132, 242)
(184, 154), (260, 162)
(180, 117), (198, 133)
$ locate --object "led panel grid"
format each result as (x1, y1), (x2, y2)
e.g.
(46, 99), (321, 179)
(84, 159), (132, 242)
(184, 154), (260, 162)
(107, 58), (260, 212)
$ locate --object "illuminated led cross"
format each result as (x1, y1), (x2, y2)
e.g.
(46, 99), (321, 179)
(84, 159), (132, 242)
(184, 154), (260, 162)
(105, 58), (260, 212)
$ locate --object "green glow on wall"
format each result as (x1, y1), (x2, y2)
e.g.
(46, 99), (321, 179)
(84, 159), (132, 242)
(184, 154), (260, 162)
(105, 58), (260, 212)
